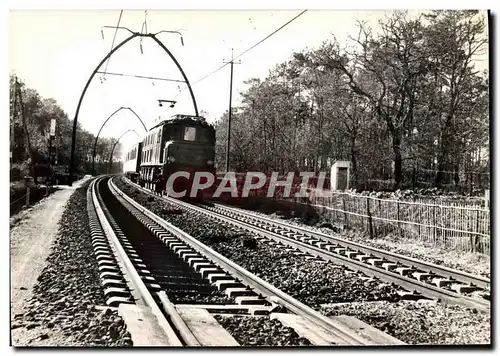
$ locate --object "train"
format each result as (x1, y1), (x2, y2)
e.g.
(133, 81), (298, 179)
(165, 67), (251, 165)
(123, 114), (216, 196)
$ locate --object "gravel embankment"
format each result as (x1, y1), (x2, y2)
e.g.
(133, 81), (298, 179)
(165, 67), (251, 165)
(218, 204), (490, 278)
(116, 179), (401, 308)
(322, 301), (490, 345)
(12, 181), (132, 346)
(117, 178), (491, 345)
(214, 315), (311, 346)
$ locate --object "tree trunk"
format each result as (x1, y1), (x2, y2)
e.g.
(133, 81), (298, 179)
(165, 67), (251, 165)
(436, 129), (451, 186)
(350, 135), (357, 187)
(392, 132), (403, 190)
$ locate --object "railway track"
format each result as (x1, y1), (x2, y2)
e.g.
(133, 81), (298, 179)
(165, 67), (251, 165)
(91, 176), (403, 346)
(123, 177), (490, 312)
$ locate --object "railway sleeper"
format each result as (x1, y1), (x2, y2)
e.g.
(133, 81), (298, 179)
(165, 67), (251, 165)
(234, 295), (268, 305)
(394, 267), (416, 276)
(345, 250), (360, 258)
(356, 254), (372, 262)
(396, 290), (423, 300)
(93, 245), (111, 253)
(450, 284), (479, 294)
(175, 249), (195, 257)
(107, 296), (135, 307)
(432, 278), (455, 288)
(101, 278), (129, 289)
(207, 273), (234, 284)
(314, 241), (328, 249)
(97, 259), (118, 267)
(141, 275), (156, 282)
(171, 245), (190, 253)
(100, 271), (124, 279)
(98, 265), (121, 274)
(412, 271), (435, 282)
(186, 257), (208, 266)
(367, 258), (384, 267)
(213, 280), (245, 290)
(224, 287), (257, 298)
(191, 261), (214, 270)
(104, 287), (133, 299)
(198, 267), (222, 278)
(381, 262), (398, 271)
(180, 252), (199, 260)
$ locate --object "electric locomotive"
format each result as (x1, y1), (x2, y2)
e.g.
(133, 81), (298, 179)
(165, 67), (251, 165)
(123, 114), (216, 196)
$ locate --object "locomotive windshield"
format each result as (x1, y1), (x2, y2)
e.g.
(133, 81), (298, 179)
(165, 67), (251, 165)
(199, 128), (213, 143)
(184, 127), (196, 141)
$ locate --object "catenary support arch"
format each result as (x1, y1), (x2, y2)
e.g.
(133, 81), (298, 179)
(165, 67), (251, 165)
(69, 31), (199, 184)
(91, 107), (147, 176)
(107, 129), (141, 174)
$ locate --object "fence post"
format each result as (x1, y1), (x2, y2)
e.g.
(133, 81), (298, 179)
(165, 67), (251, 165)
(412, 167), (416, 190)
(397, 201), (401, 233)
(342, 195), (348, 228)
(367, 197), (374, 239)
(433, 205), (437, 243)
(474, 209), (480, 253)
(25, 186), (30, 207)
(378, 199), (383, 235)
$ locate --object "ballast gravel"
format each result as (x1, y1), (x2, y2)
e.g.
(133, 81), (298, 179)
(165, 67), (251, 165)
(100, 183), (234, 305)
(221, 202), (490, 277)
(322, 301), (490, 345)
(117, 178), (491, 345)
(214, 315), (311, 346)
(13, 181), (131, 347)
(116, 179), (401, 308)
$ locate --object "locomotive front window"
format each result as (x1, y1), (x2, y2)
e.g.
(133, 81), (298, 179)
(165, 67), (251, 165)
(199, 129), (211, 142)
(184, 127), (196, 141)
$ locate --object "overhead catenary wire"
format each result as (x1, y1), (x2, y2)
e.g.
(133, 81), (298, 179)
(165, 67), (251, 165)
(140, 10), (148, 54)
(102, 10), (124, 78)
(232, 9), (307, 62)
(96, 71), (186, 83)
(187, 9), (308, 89)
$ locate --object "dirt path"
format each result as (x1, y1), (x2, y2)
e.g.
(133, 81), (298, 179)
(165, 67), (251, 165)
(10, 179), (88, 346)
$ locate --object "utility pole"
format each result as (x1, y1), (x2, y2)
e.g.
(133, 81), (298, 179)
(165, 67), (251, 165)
(47, 118), (56, 194)
(13, 77), (35, 178)
(223, 49), (240, 173)
(10, 77), (17, 164)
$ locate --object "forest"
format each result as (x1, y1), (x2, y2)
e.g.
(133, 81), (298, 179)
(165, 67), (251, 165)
(9, 74), (122, 184)
(213, 11), (490, 193)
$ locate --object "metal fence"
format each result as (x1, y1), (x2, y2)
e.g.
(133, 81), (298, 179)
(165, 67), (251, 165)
(278, 191), (490, 255)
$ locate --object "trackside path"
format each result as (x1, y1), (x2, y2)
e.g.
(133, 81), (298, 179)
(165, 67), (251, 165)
(10, 178), (89, 345)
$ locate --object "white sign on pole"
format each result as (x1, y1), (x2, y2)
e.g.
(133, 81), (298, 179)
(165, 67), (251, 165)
(50, 119), (56, 136)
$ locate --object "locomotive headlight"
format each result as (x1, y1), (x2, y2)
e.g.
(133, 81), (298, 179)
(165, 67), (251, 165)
(207, 160), (214, 166)
(167, 156), (176, 163)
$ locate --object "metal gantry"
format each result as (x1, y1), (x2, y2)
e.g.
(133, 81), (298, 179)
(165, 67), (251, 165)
(92, 107), (147, 176)
(70, 27), (198, 184)
(108, 129), (141, 173)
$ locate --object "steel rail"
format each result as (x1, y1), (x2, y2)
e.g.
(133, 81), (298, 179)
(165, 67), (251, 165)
(110, 178), (393, 346)
(164, 196), (490, 312)
(102, 178), (201, 346)
(91, 177), (183, 346)
(121, 178), (489, 312)
(208, 203), (491, 290)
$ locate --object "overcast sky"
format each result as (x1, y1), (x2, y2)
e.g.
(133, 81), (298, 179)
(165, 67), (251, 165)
(8, 7), (489, 156)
